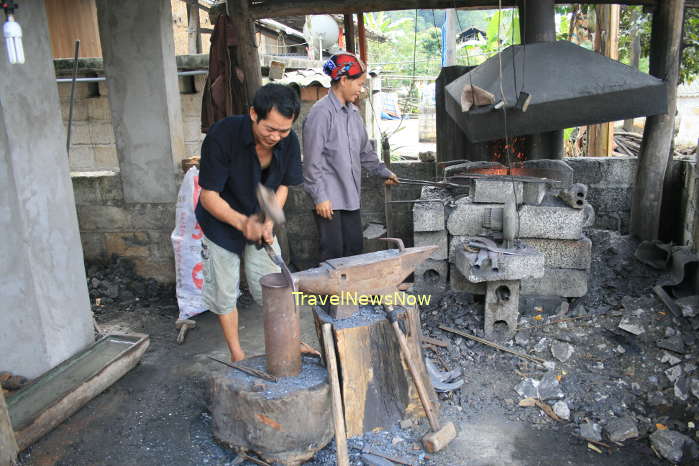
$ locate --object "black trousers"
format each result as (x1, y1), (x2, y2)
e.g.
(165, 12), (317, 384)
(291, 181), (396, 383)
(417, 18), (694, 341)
(313, 209), (363, 262)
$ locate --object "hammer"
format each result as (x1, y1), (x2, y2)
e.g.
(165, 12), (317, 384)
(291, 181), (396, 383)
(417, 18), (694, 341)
(255, 184), (295, 290)
(176, 319), (196, 344)
(383, 305), (457, 452)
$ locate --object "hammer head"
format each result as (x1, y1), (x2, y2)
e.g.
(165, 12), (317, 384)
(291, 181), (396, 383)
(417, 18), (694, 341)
(176, 319), (196, 329)
(422, 421), (457, 453)
(256, 184), (285, 226)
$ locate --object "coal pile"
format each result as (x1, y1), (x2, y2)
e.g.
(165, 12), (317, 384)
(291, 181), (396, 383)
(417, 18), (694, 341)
(85, 256), (176, 315)
(417, 229), (699, 464)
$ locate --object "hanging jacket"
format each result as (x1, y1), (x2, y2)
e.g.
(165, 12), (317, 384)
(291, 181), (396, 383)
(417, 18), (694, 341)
(201, 13), (247, 132)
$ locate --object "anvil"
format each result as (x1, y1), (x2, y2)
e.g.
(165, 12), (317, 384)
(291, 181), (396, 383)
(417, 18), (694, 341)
(293, 239), (438, 297)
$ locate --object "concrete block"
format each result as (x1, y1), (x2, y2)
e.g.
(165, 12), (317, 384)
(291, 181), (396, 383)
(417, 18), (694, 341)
(89, 121), (116, 145)
(183, 118), (204, 142)
(61, 100), (88, 121)
(521, 267), (588, 298)
(447, 201), (502, 236)
(180, 93), (201, 119)
(518, 203), (585, 240)
(586, 186), (633, 212)
(71, 176), (101, 205)
(98, 80), (109, 96)
(69, 145), (96, 170)
(127, 203), (176, 230)
(77, 205), (132, 231)
(522, 236), (592, 270)
(471, 179), (523, 204)
(79, 232), (106, 260)
(454, 245), (545, 283)
(449, 263), (485, 294)
(87, 97), (112, 120)
(58, 82), (94, 99)
(67, 121), (92, 145)
(104, 231), (151, 258)
(132, 257), (175, 283)
(485, 280), (520, 339)
(147, 230), (174, 260)
(414, 230), (447, 260)
(94, 145), (119, 169)
(97, 173), (124, 202)
(414, 259), (448, 294)
(185, 141), (202, 158)
(413, 201), (445, 232)
(564, 156), (637, 187)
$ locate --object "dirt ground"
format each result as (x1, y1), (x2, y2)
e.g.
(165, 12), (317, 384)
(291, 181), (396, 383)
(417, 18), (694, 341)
(14, 229), (699, 465)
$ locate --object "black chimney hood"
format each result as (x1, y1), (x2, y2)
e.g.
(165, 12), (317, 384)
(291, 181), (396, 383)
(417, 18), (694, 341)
(445, 41), (667, 143)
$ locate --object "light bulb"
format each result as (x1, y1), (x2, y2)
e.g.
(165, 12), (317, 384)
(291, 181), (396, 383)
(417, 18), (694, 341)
(4, 14), (24, 64)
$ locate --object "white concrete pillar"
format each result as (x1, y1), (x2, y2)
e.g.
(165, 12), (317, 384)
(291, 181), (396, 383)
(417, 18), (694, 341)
(96, 0), (185, 203)
(0, 0), (94, 378)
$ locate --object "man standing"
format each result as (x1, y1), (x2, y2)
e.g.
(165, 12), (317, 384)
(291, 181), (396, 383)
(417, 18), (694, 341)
(196, 84), (302, 362)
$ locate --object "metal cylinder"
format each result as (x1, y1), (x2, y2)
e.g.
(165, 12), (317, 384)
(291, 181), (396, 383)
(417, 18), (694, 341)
(262, 272), (301, 377)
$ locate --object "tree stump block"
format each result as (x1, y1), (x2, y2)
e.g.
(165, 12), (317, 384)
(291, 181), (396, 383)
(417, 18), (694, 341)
(209, 355), (333, 465)
(314, 301), (438, 438)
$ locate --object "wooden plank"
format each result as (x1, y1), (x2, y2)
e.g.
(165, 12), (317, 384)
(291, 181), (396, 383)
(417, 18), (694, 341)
(630, 0), (685, 240)
(187, 0), (203, 54)
(45, 0), (102, 58)
(322, 324), (350, 466)
(0, 390), (18, 466)
(587, 4), (620, 157)
(8, 334), (149, 451)
(315, 302), (437, 438)
(344, 14), (356, 54)
(357, 12), (368, 64)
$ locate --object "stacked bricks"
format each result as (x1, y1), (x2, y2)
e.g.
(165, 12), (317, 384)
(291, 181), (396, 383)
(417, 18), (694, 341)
(412, 187), (450, 294)
(416, 160), (592, 299)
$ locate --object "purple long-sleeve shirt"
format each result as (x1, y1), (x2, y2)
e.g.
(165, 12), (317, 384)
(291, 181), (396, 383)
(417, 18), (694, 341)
(302, 89), (392, 211)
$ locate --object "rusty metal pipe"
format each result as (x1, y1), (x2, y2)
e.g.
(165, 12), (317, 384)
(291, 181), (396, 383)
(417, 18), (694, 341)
(261, 272), (301, 377)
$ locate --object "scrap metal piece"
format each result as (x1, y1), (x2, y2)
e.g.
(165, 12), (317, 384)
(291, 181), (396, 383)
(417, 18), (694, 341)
(635, 240), (673, 270)
(425, 358), (464, 393)
(663, 246), (699, 298)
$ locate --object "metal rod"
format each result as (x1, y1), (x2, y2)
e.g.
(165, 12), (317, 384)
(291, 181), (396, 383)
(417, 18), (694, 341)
(439, 325), (546, 365)
(56, 70), (208, 83)
(262, 272), (301, 377)
(207, 356), (279, 382)
(385, 199), (446, 204)
(66, 40), (80, 155)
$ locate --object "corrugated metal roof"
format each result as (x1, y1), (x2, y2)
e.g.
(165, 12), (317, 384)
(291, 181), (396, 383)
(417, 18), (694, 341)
(275, 69), (331, 88)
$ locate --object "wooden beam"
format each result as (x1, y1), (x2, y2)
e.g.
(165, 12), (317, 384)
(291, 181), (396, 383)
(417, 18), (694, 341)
(357, 12), (368, 63)
(587, 4), (619, 157)
(227, 0), (263, 107)
(630, 0), (685, 240)
(248, 0), (697, 19)
(0, 390), (18, 465)
(343, 14), (356, 54)
(186, 0), (202, 54)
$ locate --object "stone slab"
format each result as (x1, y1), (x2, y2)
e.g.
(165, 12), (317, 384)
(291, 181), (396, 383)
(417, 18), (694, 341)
(521, 267), (588, 298)
(454, 245), (545, 283)
(414, 230), (448, 260)
(449, 264), (486, 294)
(521, 236), (592, 270)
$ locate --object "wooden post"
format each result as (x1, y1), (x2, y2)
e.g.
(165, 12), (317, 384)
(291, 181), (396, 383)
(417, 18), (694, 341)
(322, 324), (350, 466)
(1, 389), (19, 465)
(357, 12), (368, 64)
(630, 0), (685, 240)
(186, 0), (202, 54)
(344, 14), (356, 54)
(382, 135), (393, 238)
(587, 4), (620, 157)
(624, 7), (642, 132)
(226, 0), (262, 107)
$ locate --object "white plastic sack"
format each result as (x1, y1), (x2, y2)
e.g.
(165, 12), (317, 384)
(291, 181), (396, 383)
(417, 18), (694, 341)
(171, 166), (207, 320)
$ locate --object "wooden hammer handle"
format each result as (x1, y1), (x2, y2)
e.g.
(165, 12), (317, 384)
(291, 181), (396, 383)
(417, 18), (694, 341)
(390, 320), (441, 432)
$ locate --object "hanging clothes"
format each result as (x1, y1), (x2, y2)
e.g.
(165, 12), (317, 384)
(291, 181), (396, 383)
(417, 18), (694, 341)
(201, 13), (247, 132)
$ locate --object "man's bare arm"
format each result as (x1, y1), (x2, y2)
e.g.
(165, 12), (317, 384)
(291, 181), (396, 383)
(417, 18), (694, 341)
(200, 189), (263, 241)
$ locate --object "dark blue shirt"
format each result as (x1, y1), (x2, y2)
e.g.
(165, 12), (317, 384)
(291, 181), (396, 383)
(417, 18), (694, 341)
(195, 115), (303, 254)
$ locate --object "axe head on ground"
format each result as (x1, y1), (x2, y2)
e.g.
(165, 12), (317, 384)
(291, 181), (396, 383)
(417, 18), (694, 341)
(256, 184), (285, 226)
